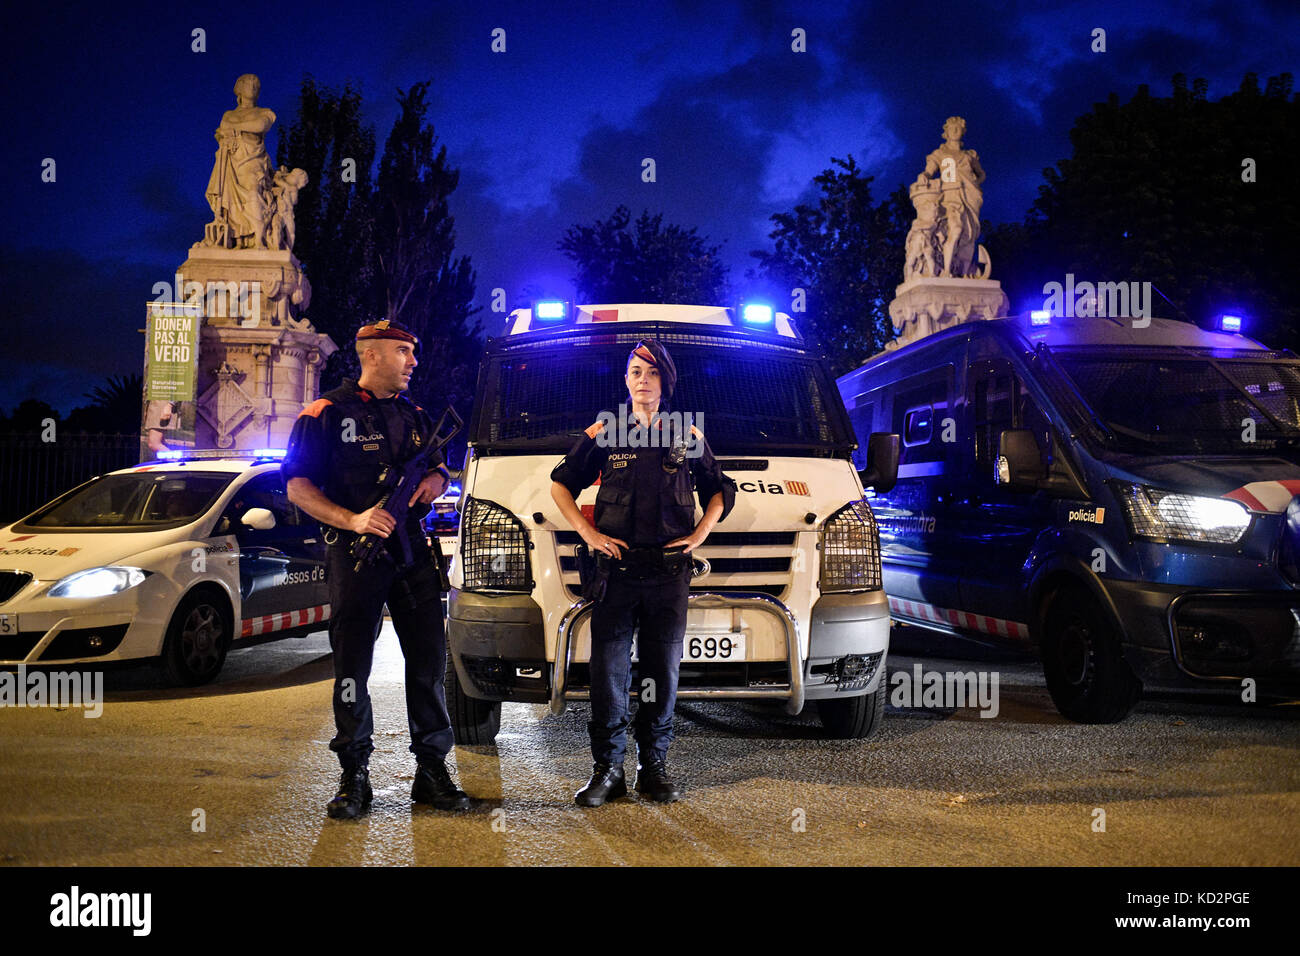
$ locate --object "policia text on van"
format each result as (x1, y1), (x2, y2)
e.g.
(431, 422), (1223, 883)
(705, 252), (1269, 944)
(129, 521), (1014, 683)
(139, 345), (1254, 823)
(839, 312), (1300, 722)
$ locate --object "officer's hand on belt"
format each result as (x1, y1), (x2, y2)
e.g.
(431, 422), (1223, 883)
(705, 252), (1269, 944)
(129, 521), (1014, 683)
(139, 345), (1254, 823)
(350, 505), (397, 538)
(408, 471), (449, 507)
(665, 533), (704, 554)
(583, 530), (629, 560)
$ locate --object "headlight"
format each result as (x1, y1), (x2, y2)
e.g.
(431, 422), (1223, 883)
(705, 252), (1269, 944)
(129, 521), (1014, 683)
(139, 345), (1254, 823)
(49, 566), (149, 599)
(460, 497), (533, 592)
(1117, 484), (1252, 545)
(820, 500), (883, 592)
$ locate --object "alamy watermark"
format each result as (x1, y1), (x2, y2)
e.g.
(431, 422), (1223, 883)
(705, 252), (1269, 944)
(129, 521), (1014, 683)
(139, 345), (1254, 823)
(594, 405), (704, 458)
(0, 666), (104, 718)
(152, 272), (262, 324)
(1041, 273), (1152, 326)
(889, 664), (999, 718)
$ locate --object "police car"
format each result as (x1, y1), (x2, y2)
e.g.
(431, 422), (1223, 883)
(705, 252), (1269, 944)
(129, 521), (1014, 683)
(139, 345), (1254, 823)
(0, 450), (329, 685)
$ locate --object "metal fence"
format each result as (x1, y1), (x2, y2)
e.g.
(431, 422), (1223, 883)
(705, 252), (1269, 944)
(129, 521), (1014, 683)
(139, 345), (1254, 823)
(0, 433), (140, 524)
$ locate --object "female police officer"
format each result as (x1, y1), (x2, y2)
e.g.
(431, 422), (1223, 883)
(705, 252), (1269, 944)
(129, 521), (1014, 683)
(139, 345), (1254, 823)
(550, 339), (736, 805)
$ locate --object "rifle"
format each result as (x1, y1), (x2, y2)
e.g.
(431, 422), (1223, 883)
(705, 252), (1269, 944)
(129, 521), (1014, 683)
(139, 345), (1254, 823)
(350, 404), (464, 577)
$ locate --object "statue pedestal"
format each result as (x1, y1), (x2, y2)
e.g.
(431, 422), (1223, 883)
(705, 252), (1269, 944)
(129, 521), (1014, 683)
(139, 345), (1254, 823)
(196, 326), (336, 450)
(886, 277), (1010, 351)
(171, 248), (337, 450)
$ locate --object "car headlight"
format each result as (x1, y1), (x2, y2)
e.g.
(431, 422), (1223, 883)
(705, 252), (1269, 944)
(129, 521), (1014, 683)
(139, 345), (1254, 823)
(48, 566), (150, 599)
(460, 497), (533, 592)
(1116, 484), (1252, 545)
(820, 500), (883, 592)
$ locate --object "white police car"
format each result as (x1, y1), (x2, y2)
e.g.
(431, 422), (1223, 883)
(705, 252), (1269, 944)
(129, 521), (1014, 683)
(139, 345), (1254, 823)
(0, 450), (329, 685)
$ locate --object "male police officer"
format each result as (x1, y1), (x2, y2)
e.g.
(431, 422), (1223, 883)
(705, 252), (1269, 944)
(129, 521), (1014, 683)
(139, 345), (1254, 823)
(550, 339), (736, 805)
(283, 319), (470, 819)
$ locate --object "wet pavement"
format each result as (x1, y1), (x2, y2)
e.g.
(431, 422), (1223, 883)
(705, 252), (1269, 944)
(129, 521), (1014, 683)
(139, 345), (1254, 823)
(1, 622), (1297, 866)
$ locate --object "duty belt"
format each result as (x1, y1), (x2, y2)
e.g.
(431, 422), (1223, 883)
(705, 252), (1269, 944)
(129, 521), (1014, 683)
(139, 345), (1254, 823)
(609, 546), (691, 578)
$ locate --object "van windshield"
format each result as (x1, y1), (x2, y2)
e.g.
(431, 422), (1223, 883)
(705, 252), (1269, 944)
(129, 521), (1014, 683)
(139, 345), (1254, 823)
(1052, 348), (1300, 453)
(473, 329), (854, 456)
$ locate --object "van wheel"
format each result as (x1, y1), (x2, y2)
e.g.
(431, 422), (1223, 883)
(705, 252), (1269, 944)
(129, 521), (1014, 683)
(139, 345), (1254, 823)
(1041, 585), (1141, 723)
(161, 590), (232, 686)
(445, 639), (501, 745)
(816, 685), (886, 739)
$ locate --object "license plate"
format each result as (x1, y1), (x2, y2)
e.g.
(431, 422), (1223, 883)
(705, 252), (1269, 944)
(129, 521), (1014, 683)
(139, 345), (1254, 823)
(630, 632), (747, 662)
(684, 632), (745, 662)
(0, 614), (18, 636)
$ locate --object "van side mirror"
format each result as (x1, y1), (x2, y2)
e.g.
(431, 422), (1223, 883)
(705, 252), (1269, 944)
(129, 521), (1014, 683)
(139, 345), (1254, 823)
(996, 429), (1046, 491)
(241, 507), (276, 531)
(860, 432), (900, 494)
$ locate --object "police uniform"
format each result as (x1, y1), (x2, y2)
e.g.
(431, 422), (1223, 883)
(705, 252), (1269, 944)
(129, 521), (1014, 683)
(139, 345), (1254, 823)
(551, 340), (736, 802)
(282, 319), (467, 816)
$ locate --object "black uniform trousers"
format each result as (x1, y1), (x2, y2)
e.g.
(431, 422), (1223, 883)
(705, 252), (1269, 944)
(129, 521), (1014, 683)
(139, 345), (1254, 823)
(588, 563), (692, 766)
(326, 542), (453, 770)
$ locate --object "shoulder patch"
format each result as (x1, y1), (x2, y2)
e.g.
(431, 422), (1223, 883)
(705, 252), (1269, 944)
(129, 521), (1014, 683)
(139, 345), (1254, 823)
(299, 398), (333, 419)
(585, 421), (606, 439)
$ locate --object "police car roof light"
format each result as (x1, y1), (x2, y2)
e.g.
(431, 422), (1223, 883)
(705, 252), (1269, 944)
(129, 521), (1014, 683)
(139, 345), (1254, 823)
(740, 303), (774, 325)
(1030, 310), (1052, 326)
(1219, 314), (1243, 333)
(533, 299), (570, 322)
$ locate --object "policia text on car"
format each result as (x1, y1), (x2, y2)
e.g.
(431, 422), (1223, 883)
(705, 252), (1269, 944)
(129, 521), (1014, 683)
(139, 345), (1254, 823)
(282, 319), (471, 819)
(550, 338), (737, 805)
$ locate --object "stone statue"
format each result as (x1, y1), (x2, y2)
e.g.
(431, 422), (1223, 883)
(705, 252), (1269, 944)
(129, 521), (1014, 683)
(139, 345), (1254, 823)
(904, 174), (942, 279)
(912, 116), (986, 279)
(199, 75), (309, 253)
(269, 165), (309, 251)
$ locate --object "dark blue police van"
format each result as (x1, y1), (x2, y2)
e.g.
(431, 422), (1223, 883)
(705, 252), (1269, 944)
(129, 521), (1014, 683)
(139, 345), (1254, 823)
(838, 312), (1300, 722)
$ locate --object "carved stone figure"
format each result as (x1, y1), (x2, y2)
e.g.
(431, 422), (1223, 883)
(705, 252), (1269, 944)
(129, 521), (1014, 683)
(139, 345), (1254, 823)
(202, 75), (276, 249)
(269, 165), (309, 251)
(919, 116), (986, 278)
(904, 174), (943, 280)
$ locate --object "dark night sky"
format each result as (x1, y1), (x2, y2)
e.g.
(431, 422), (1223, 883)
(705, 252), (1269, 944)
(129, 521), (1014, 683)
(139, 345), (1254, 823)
(2, 0), (1297, 413)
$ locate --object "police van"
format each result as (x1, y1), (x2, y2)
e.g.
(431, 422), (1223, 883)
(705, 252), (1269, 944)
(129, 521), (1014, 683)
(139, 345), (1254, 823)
(0, 451), (329, 685)
(837, 311), (1300, 722)
(445, 302), (899, 742)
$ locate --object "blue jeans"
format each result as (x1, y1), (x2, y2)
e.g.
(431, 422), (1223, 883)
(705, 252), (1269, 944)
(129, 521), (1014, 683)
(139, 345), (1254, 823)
(588, 566), (690, 766)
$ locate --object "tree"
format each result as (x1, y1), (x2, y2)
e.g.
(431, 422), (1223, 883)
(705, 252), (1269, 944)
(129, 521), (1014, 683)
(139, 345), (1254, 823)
(373, 82), (480, 438)
(985, 72), (1299, 347)
(560, 206), (730, 305)
(276, 76), (378, 355)
(65, 373), (142, 433)
(278, 77), (480, 466)
(752, 156), (911, 375)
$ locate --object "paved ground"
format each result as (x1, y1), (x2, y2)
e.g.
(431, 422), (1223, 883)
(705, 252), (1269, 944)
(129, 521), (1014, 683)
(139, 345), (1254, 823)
(1, 623), (1297, 866)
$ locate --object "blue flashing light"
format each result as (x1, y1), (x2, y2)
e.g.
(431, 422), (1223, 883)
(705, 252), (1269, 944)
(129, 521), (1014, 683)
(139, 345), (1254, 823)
(1219, 314), (1243, 334)
(534, 300), (569, 322)
(741, 303), (774, 325)
(253, 448), (287, 458)
(157, 450), (185, 460)
(1030, 310), (1052, 326)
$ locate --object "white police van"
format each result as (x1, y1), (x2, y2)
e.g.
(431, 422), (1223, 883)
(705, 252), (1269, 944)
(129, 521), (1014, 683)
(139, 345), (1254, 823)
(445, 302), (899, 742)
(0, 450), (329, 685)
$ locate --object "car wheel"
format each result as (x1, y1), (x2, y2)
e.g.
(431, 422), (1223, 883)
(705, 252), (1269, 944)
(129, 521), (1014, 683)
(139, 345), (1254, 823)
(161, 590), (233, 686)
(445, 638), (501, 745)
(816, 682), (886, 739)
(1041, 584), (1141, 723)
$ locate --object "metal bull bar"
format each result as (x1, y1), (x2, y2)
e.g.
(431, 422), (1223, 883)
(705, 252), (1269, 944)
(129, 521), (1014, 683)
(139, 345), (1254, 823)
(550, 591), (805, 716)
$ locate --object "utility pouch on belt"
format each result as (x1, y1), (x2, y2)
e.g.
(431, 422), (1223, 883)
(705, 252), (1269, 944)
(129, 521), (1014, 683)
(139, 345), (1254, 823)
(574, 544), (609, 603)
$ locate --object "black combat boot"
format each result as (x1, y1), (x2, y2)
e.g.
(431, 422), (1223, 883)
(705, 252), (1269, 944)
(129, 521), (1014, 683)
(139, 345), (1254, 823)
(412, 758), (471, 811)
(326, 765), (372, 820)
(575, 762), (627, 807)
(635, 760), (682, 803)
